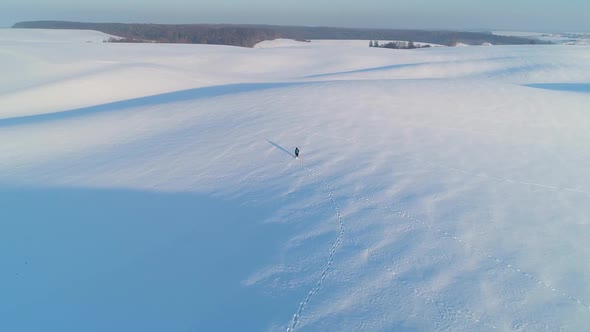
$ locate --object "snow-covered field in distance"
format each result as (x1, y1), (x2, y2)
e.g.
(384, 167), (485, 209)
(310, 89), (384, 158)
(0, 28), (116, 43)
(493, 30), (590, 45)
(1, 29), (590, 331)
(254, 39), (443, 49)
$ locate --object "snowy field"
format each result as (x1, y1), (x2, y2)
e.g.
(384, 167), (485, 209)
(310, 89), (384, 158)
(493, 31), (590, 45)
(2, 30), (590, 331)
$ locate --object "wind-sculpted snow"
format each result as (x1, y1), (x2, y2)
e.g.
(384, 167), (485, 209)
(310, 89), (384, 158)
(287, 160), (345, 332)
(1, 29), (590, 331)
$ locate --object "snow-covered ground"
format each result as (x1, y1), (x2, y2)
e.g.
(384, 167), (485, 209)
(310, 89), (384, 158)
(255, 39), (443, 49)
(493, 30), (590, 45)
(254, 38), (312, 48)
(2, 29), (590, 331)
(0, 28), (116, 43)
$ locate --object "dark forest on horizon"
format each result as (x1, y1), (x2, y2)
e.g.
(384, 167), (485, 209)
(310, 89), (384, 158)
(13, 21), (546, 47)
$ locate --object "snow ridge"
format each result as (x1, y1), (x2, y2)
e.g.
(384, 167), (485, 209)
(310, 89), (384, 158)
(349, 220), (499, 330)
(355, 193), (590, 312)
(287, 160), (345, 332)
(446, 167), (590, 196)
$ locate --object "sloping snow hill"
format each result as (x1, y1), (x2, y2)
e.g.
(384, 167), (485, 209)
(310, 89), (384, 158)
(1, 29), (590, 331)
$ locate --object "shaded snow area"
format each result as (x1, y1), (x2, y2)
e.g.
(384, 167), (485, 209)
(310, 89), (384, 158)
(2, 29), (590, 331)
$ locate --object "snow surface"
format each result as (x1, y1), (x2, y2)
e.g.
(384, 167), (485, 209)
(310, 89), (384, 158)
(255, 39), (443, 49)
(254, 39), (312, 48)
(2, 29), (590, 331)
(0, 28), (116, 43)
(493, 31), (590, 46)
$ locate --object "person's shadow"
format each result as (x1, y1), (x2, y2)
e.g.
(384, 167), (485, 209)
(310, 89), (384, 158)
(265, 139), (296, 158)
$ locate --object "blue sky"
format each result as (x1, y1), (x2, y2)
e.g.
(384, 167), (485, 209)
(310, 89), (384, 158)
(2, 0), (589, 31)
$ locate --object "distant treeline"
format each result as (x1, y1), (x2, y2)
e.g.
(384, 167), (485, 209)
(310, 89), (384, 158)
(13, 21), (546, 47)
(370, 40), (432, 49)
